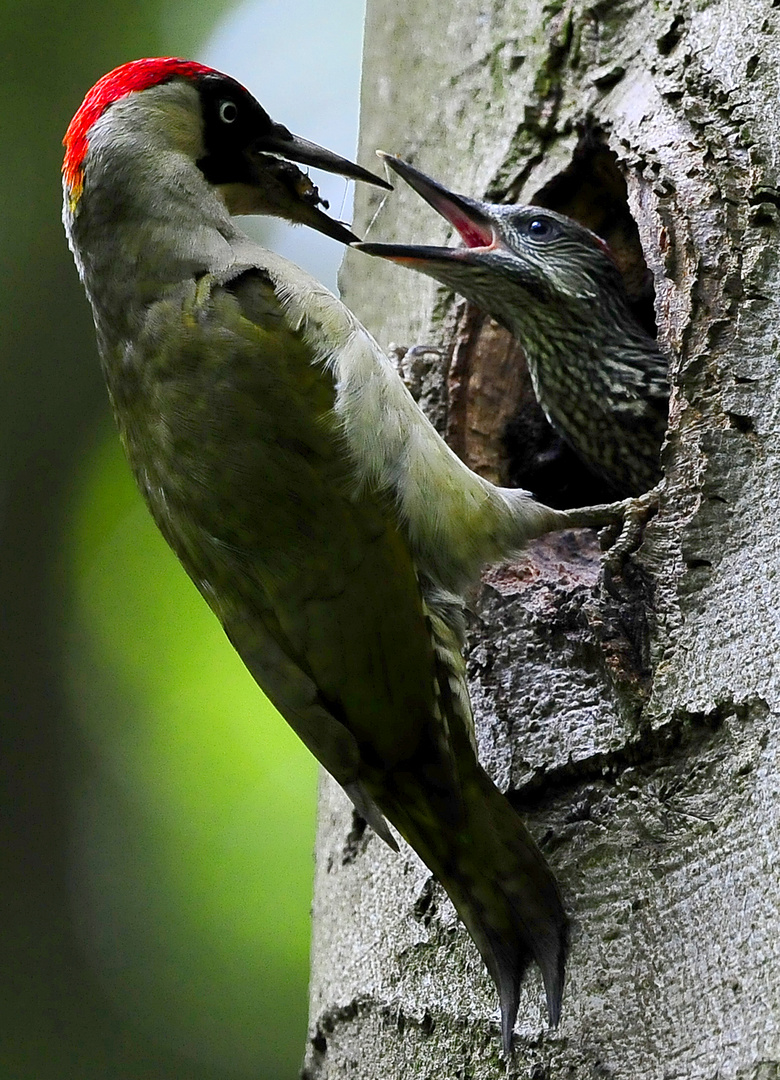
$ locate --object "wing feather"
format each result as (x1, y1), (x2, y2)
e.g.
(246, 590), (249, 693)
(121, 267), (462, 834)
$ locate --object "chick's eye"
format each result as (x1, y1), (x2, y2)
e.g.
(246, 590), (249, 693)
(526, 218), (556, 240)
(219, 100), (238, 124)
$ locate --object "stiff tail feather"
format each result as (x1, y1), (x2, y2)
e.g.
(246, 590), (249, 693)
(386, 761), (568, 1055)
(367, 588), (568, 1052)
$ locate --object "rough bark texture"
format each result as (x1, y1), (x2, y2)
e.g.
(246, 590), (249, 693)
(303, 1), (780, 1076)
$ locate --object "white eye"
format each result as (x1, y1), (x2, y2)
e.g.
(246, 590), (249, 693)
(219, 100), (238, 124)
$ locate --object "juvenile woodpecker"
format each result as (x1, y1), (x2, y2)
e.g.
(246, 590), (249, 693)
(63, 59), (631, 1052)
(357, 154), (669, 497)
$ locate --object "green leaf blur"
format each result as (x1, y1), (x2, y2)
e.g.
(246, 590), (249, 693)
(64, 429), (317, 1077)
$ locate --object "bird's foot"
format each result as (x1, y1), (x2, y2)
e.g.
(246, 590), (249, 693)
(600, 485), (662, 597)
(543, 485), (661, 597)
(545, 497), (634, 532)
(388, 343), (446, 400)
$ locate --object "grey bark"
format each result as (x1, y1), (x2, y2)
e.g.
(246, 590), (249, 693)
(303, 0), (780, 1076)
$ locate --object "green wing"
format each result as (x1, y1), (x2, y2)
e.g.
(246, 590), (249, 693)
(116, 265), (459, 844)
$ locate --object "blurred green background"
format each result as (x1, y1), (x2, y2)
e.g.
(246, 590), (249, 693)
(1, 0), (366, 1076)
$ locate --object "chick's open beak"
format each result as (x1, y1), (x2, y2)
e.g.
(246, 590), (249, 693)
(353, 152), (499, 263)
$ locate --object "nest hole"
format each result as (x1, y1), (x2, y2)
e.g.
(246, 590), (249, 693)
(448, 130), (656, 509)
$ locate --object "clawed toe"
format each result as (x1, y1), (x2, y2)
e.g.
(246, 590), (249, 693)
(601, 484), (662, 596)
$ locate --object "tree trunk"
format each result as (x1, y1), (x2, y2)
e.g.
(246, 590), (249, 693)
(303, 0), (780, 1076)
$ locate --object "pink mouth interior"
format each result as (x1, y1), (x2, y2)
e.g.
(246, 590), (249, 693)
(437, 201), (495, 248)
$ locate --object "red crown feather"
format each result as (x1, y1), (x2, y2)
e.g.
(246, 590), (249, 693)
(63, 57), (222, 209)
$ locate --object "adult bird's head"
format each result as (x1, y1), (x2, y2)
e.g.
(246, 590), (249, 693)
(62, 57), (391, 244)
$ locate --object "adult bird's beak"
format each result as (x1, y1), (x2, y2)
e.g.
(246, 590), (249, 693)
(353, 152), (500, 262)
(260, 125), (394, 191)
(227, 127), (393, 245)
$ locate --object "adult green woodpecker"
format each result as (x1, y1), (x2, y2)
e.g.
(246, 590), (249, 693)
(357, 154), (669, 497)
(63, 59), (630, 1052)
